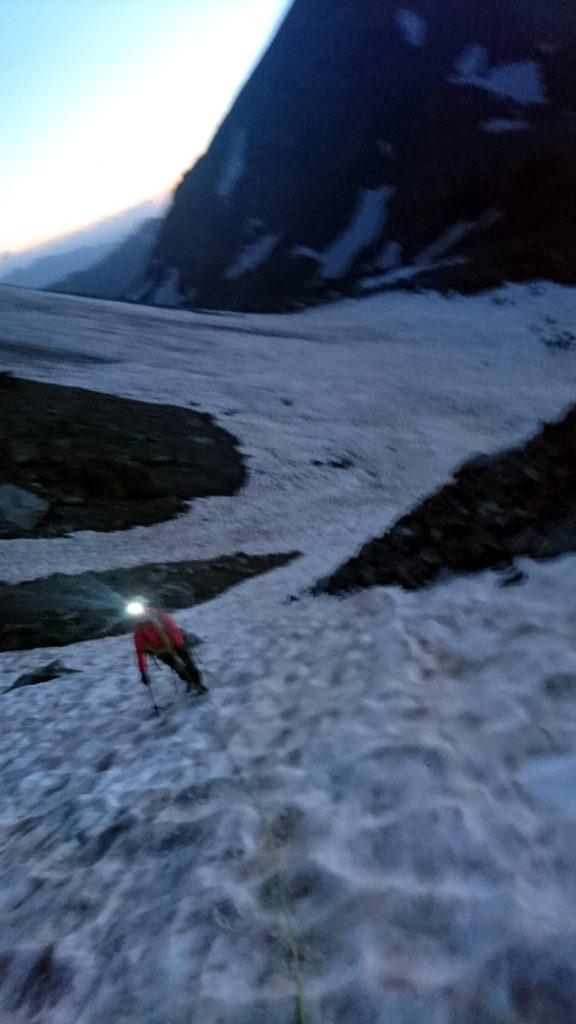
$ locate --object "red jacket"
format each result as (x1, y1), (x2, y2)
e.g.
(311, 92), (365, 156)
(133, 610), (184, 672)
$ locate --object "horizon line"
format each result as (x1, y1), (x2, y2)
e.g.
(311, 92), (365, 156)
(2, 185), (173, 260)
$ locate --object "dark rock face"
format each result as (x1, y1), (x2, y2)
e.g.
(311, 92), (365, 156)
(0, 375), (246, 538)
(318, 405), (576, 594)
(0, 484), (49, 532)
(138, 0), (576, 311)
(0, 198), (163, 290)
(0, 551), (298, 652)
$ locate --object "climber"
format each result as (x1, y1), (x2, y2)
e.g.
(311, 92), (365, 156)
(126, 598), (208, 695)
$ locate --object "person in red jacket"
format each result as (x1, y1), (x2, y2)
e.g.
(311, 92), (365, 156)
(127, 598), (207, 695)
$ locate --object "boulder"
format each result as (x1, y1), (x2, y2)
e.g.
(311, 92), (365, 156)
(0, 376), (247, 537)
(0, 484), (49, 531)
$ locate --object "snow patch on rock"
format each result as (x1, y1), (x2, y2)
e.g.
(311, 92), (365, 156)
(360, 256), (467, 291)
(455, 44), (488, 80)
(396, 8), (428, 47)
(217, 129), (247, 201)
(452, 49), (547, 104)
(151, 267), (185, 308)
(224, 233), (280, 281)
(483, 117), (531, 133)
(291, 244), (322, 261)
(375, 239), (403, 271)
(320, 186), (395, 278)
(416, 221), (480, 265)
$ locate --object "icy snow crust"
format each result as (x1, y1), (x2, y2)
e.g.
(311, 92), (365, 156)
(1, 283), (576, 1022)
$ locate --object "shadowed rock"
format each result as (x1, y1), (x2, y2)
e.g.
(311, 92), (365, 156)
(0, 375), (246, 538)
(318, 405), (576, 595)
(0, 484), (49, 532)
(0, 550), (299, 652)
(3, 660), (78, 694)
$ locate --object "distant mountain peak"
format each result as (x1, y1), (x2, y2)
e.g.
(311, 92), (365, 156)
(140, 0), (575, 312)
(53, 0), (575, 312)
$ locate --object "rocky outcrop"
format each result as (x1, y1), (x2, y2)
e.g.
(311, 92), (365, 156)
(0, 551), (298, 651)
(0, 484), (49, 532)
(0, 375), (246, 538)
(137, 0), (576, 311)
(3, 661), (78, 694)
(318, 405), (576, 594)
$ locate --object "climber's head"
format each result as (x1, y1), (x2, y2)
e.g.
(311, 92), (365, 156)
(126, 597), (150, 622)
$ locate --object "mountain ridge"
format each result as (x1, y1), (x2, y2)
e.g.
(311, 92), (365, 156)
(141, 0), (576, 310)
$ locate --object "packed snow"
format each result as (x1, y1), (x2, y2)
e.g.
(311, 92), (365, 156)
(395, 8), (427, 48)
(452, 47), (547, 104)
(1, 281), (576, 1022)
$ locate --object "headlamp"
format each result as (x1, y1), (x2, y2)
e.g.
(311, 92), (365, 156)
(126, 599), (146, 617)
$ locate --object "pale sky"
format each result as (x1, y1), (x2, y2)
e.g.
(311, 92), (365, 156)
(0, 0), (290, 253)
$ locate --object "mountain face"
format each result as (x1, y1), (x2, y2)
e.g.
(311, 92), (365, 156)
(1, 241), (119, 291)
(1, 200), (164, 291)
(140, 0), (576, 311)
(50, 218), (161, 302)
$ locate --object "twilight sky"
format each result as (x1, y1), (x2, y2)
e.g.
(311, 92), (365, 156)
(0, 0), (290, 253)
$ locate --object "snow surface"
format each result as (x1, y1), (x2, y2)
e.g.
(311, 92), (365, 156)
(1, 281), (576, 1022)
(224, 233), (280, 281)
(216, 129), (247, 201)
(519, 754), (576, 816)
(320, 187), (395, 278)
(395, 8), (427, 48)
(452, 47), (547, 104)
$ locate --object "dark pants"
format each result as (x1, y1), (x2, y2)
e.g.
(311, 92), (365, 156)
(154, 645), (206, 692)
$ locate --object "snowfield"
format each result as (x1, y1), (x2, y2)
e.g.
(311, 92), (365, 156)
(1, 282), (576, 1022)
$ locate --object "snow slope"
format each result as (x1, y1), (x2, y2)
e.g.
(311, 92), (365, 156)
(1, 282), (576, 1022)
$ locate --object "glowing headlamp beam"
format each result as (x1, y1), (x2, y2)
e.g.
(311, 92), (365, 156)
(126, 600), (146, 617)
